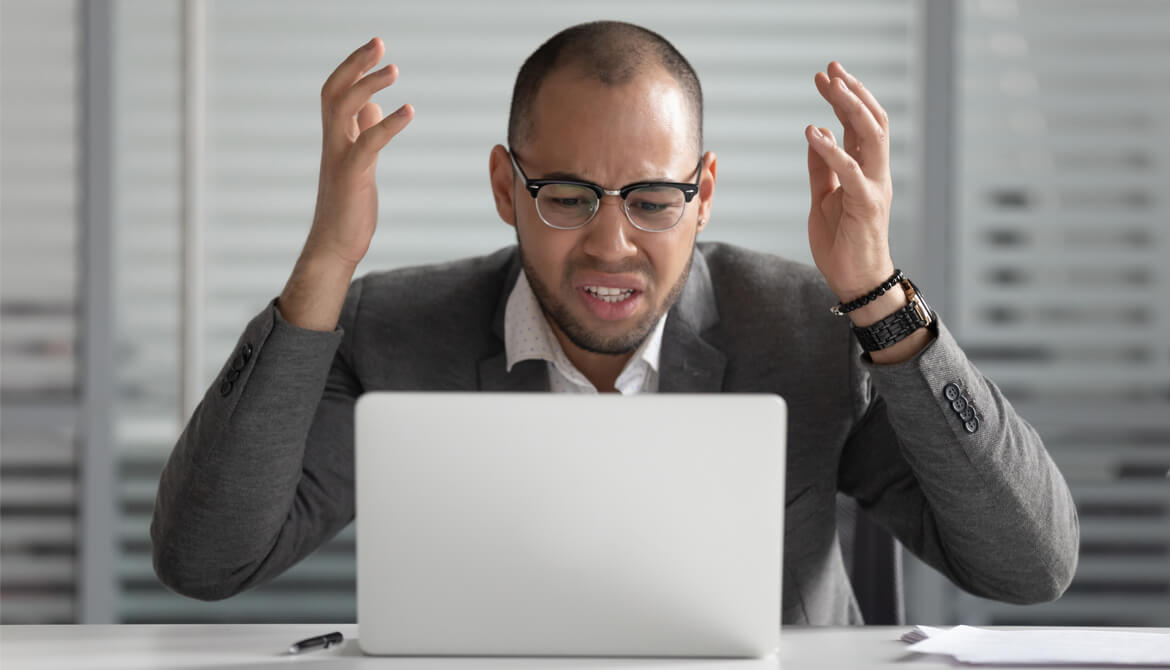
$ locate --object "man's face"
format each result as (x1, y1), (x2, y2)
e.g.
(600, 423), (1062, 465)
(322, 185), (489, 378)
(503, 67), (712, 356)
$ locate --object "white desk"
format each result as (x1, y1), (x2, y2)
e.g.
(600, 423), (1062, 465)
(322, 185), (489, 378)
(1, 624), (1164, 669)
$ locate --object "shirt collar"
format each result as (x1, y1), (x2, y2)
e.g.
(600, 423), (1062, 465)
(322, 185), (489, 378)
(504, 270), (666, 381)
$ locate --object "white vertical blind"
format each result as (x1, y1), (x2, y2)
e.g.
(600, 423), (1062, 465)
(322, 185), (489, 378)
(109, 0), (185, 622)
(0, 0), (82, 624)
(113, 0), (923, 622)
(952, 0), (1170, 625)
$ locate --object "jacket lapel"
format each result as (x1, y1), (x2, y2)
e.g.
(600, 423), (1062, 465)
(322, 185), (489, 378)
(658, 249), (727, 393)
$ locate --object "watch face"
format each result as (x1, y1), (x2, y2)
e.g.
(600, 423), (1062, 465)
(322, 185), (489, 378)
(901, 278), (933, 326)
(911, 294), (933, 325)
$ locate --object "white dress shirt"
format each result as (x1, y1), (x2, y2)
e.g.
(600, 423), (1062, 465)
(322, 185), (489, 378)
(504, 271), (666, 394)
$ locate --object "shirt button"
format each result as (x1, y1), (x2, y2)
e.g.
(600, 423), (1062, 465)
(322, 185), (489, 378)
(951, 397), (968, 413)
(944, 383), (960, 401)
(964, 418), (979, 434)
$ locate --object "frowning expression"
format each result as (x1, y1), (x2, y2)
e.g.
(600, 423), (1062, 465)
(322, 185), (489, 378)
(492, 66), (715, 357)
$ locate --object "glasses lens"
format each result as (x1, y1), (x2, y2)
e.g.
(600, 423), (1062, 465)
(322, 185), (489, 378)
(535, 183), (599, 229)
(625, 186), (687, 231)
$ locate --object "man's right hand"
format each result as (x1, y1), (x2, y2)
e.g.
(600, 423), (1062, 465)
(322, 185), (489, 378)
(279, 37), (414, 331)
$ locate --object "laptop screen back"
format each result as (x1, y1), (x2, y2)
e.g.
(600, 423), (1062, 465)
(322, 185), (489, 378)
(355, 393), (786, 657)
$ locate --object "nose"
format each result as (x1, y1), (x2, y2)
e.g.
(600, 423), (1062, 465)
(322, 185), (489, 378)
(581, 195), (638, 262)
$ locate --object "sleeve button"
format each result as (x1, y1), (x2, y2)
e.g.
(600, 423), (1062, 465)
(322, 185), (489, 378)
(241, 342), (254, 362)
(951, 396), (968, 413)
(219, 381), (233, 397)
(964, 418), (979, 434)
(226, 369), (241, 382)
(944, 383), (960, 401)
(959, 406), (975, 421)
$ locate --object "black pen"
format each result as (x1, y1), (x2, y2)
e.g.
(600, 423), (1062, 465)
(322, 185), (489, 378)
(288, 631), (344, 654)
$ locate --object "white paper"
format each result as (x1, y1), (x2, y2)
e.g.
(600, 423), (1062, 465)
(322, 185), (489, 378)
(906, 625), (1170, 666)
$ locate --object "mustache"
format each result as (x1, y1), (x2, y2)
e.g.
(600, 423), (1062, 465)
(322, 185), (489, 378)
(564, 257), (653, 277)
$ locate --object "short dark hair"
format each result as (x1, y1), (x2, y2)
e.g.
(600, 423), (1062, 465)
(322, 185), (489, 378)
(507, 21), (703, 155)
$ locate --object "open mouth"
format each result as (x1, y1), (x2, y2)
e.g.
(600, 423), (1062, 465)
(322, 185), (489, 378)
(583, 285), (637, 303)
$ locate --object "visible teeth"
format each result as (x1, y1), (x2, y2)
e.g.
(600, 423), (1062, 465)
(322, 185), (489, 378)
(585, 286), (635, 303)
(585, 285), (631, 294)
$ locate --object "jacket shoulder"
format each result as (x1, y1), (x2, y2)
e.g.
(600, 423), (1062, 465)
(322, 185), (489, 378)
(357, 246), (516, 304)
(697, 242), (837, 323)
(340, 247), (516, 364)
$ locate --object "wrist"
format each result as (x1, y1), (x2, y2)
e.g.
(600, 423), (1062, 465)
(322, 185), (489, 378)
(840, 276), (937, 364)
(827, 261), (896, 304)
(846, 284), (908, 328)
(278, 252), (357, 332)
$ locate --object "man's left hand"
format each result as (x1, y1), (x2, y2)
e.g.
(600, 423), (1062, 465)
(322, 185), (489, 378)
(805, 61), (896, 303)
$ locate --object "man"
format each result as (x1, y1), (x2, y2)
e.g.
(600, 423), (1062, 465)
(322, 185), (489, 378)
(152, 21), (1078, 624)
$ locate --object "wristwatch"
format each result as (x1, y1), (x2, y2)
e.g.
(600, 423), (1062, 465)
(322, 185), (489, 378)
(850, 277), (934, 352)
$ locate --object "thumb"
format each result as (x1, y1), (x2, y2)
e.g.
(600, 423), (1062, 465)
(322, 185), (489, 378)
(357, 101), (383, 134)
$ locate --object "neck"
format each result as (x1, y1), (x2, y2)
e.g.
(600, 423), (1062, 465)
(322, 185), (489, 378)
(548, 321), (632, 393)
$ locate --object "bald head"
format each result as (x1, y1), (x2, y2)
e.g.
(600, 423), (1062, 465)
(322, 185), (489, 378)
(507, 21), (703, 156)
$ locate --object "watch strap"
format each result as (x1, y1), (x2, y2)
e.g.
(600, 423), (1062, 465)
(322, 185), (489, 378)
(851, 280), (933, 352)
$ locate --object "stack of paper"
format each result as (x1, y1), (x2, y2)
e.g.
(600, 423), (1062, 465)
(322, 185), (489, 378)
(903, 625), (1170, 666)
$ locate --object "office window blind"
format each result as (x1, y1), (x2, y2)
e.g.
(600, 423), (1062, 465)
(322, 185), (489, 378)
(0, 0), (82, 624)
(109, 0), (185, 622)
(952, 0), (1170, 625)
(113, 0), (923, 622)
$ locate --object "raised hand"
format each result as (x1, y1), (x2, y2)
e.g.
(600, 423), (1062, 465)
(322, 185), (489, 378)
(280, 38), (413, 331)
(307, 36), (414, 269)
(804, 61), (894, 303)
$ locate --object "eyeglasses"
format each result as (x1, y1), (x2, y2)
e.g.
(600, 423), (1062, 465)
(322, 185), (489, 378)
(508, 148), (701, 233)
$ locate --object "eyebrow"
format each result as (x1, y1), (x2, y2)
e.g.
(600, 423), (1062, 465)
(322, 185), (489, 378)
(535, 170), (678, 184)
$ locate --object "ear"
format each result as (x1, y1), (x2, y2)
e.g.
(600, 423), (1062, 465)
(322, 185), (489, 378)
(489, 144), (516, 227)
(696, 150), (717, 233)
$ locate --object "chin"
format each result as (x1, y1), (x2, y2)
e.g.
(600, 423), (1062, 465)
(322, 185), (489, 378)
(567, 321), (652, 356)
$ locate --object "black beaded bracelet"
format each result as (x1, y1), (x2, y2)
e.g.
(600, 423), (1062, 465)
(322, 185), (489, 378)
(830, 269), (905, 316)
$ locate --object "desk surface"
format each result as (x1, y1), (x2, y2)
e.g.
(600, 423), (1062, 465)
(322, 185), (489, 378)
(2, 624), (1165, 669)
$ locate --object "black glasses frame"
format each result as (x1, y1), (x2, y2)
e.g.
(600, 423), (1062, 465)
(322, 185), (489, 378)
(507, 148), (702, 232)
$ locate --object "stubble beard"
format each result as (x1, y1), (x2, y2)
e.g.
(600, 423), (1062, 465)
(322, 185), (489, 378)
(519, 243), (695, 356)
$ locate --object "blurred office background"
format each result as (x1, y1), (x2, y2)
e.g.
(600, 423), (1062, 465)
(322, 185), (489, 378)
(1, 0), (1167, 625)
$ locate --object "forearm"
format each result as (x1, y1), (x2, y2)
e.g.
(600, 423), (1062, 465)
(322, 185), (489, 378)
(278, 250), (359, 332)
(843, 323), (1079, 603)
(151, 302), (346, 600)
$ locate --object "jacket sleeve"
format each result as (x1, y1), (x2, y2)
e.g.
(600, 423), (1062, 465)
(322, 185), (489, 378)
(151, 279), (365, 601)
(837, 320), (1079, 604)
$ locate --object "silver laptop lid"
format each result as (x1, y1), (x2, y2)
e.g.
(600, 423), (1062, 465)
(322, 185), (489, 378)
(356, 393), (786, 657)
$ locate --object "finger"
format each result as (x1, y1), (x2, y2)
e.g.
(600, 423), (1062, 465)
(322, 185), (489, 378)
(824, 76), (887, 179)
(321, 37), (385, 109)
(348, 104), (415, 172)
(827, 62), (889, 133)
(806, 125), (840, 201)
(814, 71), (861, 160)
(331, 64), (399, 141)
(357, 101), (382, 134)
(805, 123), (868, 194)
(814, 71), (851, 131)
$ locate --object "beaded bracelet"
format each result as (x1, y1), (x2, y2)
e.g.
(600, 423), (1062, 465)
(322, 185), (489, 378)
(830, 269), (905, 316)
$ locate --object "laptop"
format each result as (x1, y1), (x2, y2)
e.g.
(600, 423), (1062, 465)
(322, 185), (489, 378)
(355, 392), (787, 658)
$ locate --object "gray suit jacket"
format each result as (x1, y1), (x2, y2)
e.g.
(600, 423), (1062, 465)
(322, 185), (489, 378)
(152, 242), (1079, 624)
